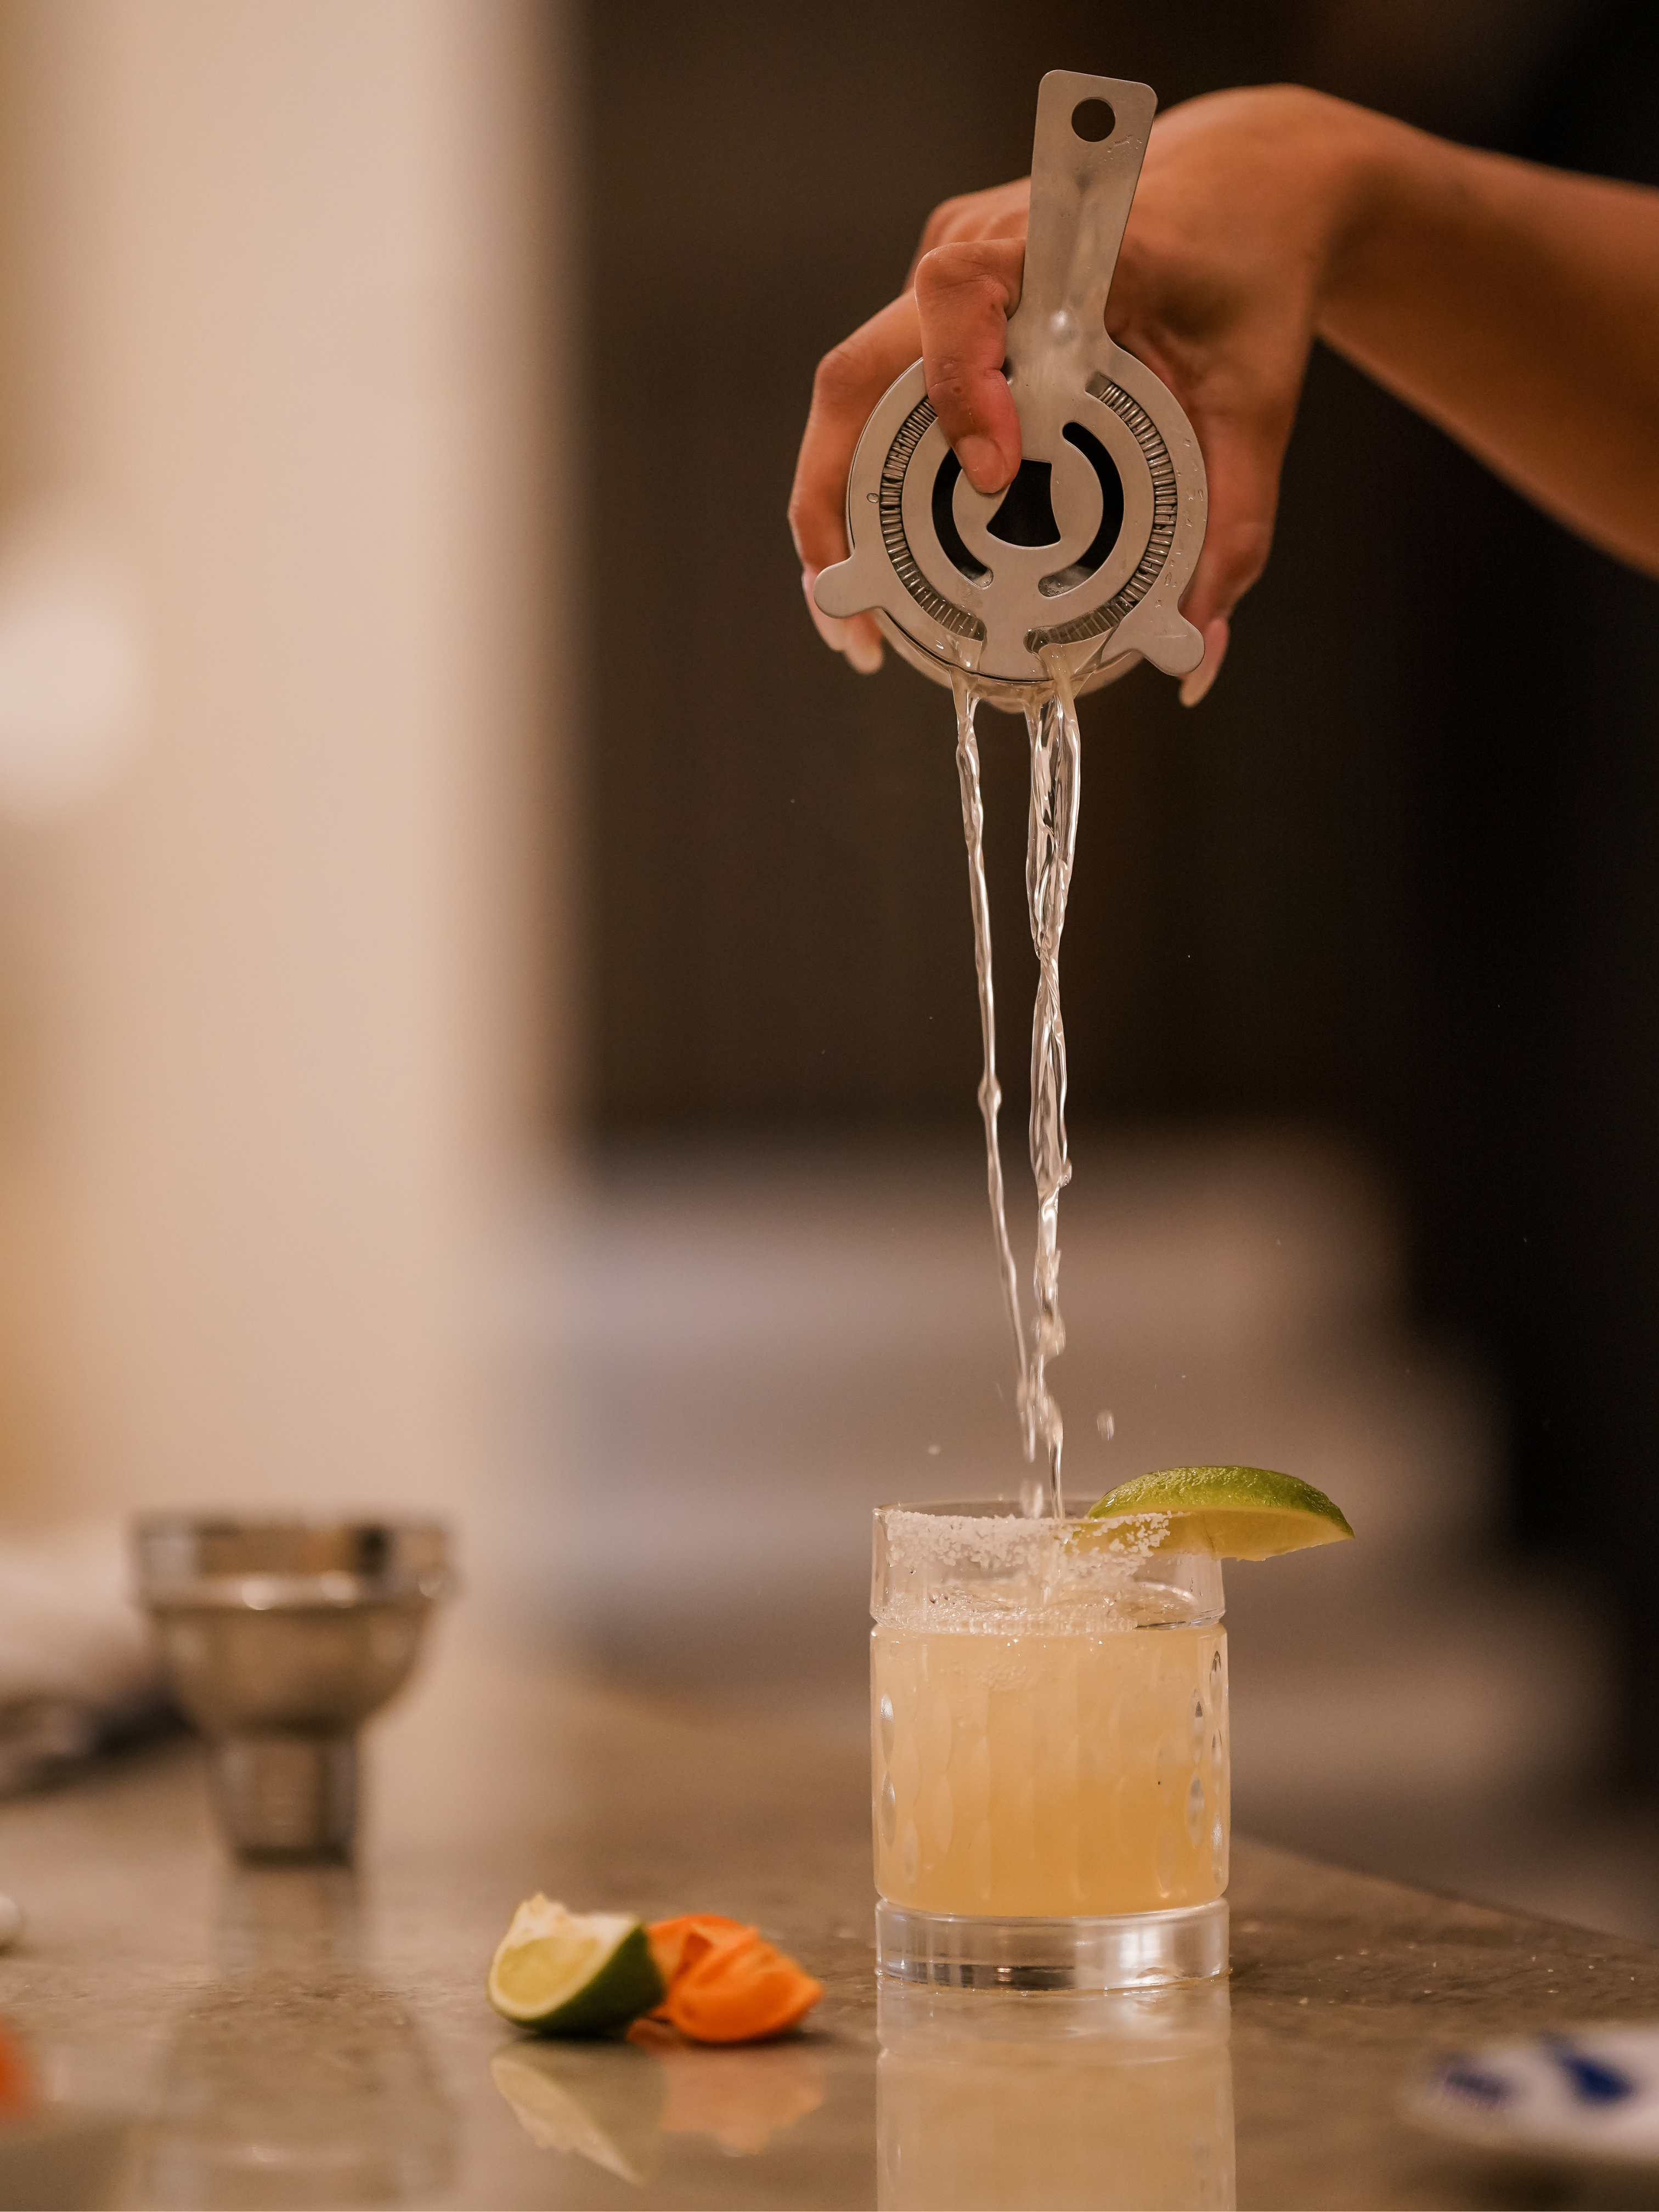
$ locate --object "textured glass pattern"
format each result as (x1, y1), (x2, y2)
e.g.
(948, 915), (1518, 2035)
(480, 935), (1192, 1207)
(872, 1623), (1229, 1917)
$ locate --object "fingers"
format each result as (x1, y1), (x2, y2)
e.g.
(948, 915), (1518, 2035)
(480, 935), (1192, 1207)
(790, 291), (919, 575)
(913, 239), (1025, 493)
(788, 236), (1025, 669)
(789, 292), (923, 675)
(1179, 617), (1229, 708)
(1175, 394), (1288, 705)
(803, 573), (884, 675)
(910, 178), (1031, 280)
(1182, 480), (1274, 638)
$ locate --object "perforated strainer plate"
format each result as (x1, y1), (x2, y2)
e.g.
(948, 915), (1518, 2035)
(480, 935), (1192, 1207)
(815, 72), (1207, 704)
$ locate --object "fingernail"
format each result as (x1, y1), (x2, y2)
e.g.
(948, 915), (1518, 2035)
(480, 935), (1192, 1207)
(845, 627), (884, 676)
(956, 435), (1008, 494)
(1180, 617), (1229, 708)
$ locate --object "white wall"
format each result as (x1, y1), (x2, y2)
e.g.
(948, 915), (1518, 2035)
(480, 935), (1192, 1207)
(0, 0), (574, 1534)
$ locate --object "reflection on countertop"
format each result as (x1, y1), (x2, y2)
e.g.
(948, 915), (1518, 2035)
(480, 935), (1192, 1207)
(877, 1980), (1233, 2210)
(487, 1982), (1233, 2211)
(493, 2017), (824, 2181)
(131, 1870), (452, 2211)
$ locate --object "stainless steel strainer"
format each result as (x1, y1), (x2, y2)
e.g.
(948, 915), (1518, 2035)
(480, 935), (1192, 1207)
(814, 71), (1207, 703)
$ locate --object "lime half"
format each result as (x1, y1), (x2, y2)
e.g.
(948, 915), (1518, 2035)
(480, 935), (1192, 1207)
(1084, 1465), (1354, 1560)
(488, 1895), (665, 2036)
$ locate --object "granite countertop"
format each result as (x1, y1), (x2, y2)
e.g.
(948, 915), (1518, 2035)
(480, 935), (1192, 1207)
(0, 1616), (1655, 2210)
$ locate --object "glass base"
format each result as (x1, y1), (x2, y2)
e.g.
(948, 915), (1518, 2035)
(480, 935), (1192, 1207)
(876, 1898), (1228, 1991)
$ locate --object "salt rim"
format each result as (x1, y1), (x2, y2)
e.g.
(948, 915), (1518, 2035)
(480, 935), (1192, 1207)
(878, 1507), (1170, 1568)
(873, 1506), (1215, 1633)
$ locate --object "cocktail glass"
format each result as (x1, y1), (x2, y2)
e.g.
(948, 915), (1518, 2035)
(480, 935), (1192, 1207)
(872, 1499), (1228, 1990)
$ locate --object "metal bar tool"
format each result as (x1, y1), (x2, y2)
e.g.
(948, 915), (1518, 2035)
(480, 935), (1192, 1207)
(134, 1516), (450, 1860)
(815, 71), (1207, 703)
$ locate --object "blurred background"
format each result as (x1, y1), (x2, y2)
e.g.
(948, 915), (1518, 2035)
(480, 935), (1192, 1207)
(0, 0), (1655, 1934)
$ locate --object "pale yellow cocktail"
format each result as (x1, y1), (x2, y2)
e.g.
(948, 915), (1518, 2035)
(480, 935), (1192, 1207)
(872, 1502), (1229, 1982)
(873, 1618), (1227, 1916)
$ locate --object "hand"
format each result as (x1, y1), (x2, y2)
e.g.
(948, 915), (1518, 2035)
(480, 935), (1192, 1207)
(787, 87), (1372, 702)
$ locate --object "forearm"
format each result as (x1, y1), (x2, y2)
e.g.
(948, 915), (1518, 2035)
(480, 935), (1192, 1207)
(1319, 110), (1659, 573)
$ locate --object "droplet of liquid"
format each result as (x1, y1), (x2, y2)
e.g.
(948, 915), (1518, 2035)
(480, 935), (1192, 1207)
(1096, 1409), (1115, 1441)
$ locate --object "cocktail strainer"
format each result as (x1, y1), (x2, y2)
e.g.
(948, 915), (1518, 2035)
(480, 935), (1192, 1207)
(814, 71), (1207, 703)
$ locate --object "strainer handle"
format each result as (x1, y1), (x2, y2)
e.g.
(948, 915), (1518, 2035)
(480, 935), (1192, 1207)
(1007, 72), (1157, 377)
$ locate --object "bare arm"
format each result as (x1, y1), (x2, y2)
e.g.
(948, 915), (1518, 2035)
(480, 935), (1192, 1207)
(1324, 123), (1659, 575)
(788, 86), (1659, 699)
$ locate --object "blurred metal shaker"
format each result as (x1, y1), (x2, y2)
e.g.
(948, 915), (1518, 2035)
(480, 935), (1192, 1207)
(133, 1516), (450, 1860)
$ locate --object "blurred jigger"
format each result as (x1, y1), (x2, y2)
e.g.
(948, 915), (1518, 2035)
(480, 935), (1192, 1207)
(133, 1516), (451, 1860)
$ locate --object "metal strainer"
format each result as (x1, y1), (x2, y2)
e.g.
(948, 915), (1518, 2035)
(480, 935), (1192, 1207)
(814, 71), (1207, 703)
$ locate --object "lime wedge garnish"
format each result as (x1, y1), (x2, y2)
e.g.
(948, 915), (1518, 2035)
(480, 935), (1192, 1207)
(1084, 1465), (1354, 1560)
(488, 1895), (665, 2036)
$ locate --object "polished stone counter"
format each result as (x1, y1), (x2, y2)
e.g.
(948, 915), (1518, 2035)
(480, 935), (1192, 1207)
(1, 1620), (1656, 2209)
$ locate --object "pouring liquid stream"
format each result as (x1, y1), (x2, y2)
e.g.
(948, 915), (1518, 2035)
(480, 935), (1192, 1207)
(950, 650), (1082, 1518)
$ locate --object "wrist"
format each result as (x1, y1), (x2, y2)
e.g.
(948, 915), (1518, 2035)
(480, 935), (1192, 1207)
(1157, 84), (1402, 322)
(1314, 102), (1456, 338)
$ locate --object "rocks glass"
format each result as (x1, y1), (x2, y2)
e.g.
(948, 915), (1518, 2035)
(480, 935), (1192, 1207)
(871, 1499), (1228, 1990)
